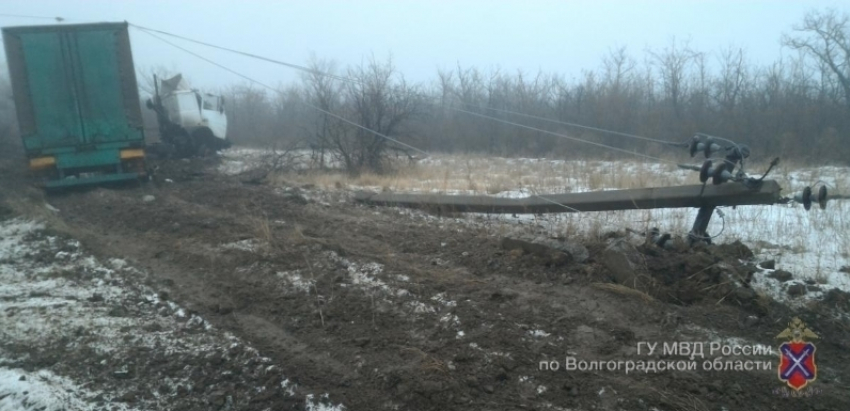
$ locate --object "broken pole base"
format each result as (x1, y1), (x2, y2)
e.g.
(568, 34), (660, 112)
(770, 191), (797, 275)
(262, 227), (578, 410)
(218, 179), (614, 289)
(688, 205), (716, 246)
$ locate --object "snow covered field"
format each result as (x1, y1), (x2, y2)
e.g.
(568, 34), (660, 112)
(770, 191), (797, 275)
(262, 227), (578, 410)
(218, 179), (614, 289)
(219, 148), (850, 305)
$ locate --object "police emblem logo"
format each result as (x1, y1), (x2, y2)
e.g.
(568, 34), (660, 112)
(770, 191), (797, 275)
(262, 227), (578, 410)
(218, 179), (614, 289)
(776, 317), (818, 391)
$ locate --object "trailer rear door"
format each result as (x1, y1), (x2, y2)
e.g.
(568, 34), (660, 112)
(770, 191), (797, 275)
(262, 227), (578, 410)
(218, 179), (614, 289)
(7, 31), (85, 151)
(74, 27), (143, 144)
(4, 23), (144, 153)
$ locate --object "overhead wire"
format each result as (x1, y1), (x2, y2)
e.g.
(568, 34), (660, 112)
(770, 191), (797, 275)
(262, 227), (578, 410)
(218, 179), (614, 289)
(463, 103), (690, 147)
(132, 23), (733, 238)
(128, 23), (700, 168)
(134, 24), (689, 166)
(0, 13), (66, 21)
(129, 23), (359, 84)
(135, 27), (429, 157)
(136, 27), (617, 220)
(450, 106), (681, 165)
(135, 26), (666, 232)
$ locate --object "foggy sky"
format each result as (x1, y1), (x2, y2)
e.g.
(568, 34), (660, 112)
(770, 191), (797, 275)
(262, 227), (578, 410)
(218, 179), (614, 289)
(1, 0), (847, 92)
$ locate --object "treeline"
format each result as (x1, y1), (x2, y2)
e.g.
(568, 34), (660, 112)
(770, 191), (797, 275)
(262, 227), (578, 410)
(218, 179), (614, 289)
(221, 9), (850, 169)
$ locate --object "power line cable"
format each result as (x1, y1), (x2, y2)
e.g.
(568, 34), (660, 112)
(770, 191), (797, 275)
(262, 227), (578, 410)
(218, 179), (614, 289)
(450, 106), (681, 165)
(0, 13), (66, 21)
(133, 23), (682, 165)
(135, 28), (429, 157)
(136, 27), (654, 228)
(463, 103), (689, 147)
(129, 23), (696, 161)
(130, 23), (358, 84)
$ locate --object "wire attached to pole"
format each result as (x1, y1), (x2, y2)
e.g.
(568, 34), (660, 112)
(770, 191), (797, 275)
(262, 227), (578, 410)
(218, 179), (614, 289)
(130, 23), (700, 167)
(135, 27), (429, 158)
(0, 13), (65, 22)
(465, 103), (690, 148)
(451, 106), (680, 165)
(130, 23), (359, 84)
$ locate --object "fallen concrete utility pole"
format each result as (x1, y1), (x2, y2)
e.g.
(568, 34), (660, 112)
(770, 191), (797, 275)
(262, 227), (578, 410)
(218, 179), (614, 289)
(353, 180), (783, 214)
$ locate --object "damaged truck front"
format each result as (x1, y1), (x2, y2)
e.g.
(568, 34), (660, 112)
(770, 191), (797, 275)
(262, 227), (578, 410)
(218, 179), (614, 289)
(146, 74), (230, 158)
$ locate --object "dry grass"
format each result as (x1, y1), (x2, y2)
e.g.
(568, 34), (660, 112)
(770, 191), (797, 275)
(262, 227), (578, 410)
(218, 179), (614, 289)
(258, 150), (850, 289)
(252, 215), (272, 244)
(650, 387), (711, 411)
(270, 153), (695, 196)
(590, 282), (656, 303)
(399, 346), (449, 374)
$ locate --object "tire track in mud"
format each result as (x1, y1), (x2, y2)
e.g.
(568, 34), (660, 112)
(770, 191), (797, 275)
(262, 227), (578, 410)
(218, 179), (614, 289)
(26, 167), (850, 411)
(41, 181), (650, 410)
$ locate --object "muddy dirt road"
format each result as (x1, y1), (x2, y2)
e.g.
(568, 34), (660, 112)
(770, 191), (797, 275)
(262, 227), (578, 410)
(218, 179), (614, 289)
(2, 157), (850, 411)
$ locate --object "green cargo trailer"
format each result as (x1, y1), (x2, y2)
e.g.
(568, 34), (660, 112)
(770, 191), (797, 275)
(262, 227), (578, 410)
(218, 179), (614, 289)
(2, 22), (147, 189)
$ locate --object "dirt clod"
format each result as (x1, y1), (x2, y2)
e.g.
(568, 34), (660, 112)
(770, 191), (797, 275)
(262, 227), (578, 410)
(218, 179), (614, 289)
(600, 249), (638, 285)
(769, 270), (793, 282)
(787, 283), (807, 297)
(500, 236), (588, 265)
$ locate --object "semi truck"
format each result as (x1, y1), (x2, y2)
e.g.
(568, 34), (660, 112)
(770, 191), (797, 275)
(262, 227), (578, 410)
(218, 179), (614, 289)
(2, 22), (147, 189)
(146, 73), (230, 158)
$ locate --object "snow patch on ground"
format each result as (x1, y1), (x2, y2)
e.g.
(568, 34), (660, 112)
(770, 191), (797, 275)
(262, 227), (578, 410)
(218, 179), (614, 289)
(218, 147), (269, 175)
(0, 367), (126, 411)
(301, 252), (466, 332)
(277, 269), (315, 292)
(306, 393), (346, 411)
(529, 329), (551, 338)
(220, 238), (262, 252)
(0, 218), (345, 410)
(218, 147), (326, 176)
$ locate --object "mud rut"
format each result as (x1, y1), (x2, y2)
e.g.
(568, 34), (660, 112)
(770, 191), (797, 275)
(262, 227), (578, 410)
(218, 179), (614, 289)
(4, 158), (850, 411)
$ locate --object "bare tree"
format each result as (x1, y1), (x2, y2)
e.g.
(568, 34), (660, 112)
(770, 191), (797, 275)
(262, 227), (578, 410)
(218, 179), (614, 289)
(304, 55), (423, 174)
(601, 47), (638, 135)
(783, 9), (850, 112)
(602, 46), (636, 93)
(649, 38), (699, 119)
(714, 47), (748, 112)
(303, 56), (343, 168)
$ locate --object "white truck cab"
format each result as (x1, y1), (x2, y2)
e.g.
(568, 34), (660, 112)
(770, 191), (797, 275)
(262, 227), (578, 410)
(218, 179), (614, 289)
(158, 74), (228, 142)
(148, 74), (230, 156)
